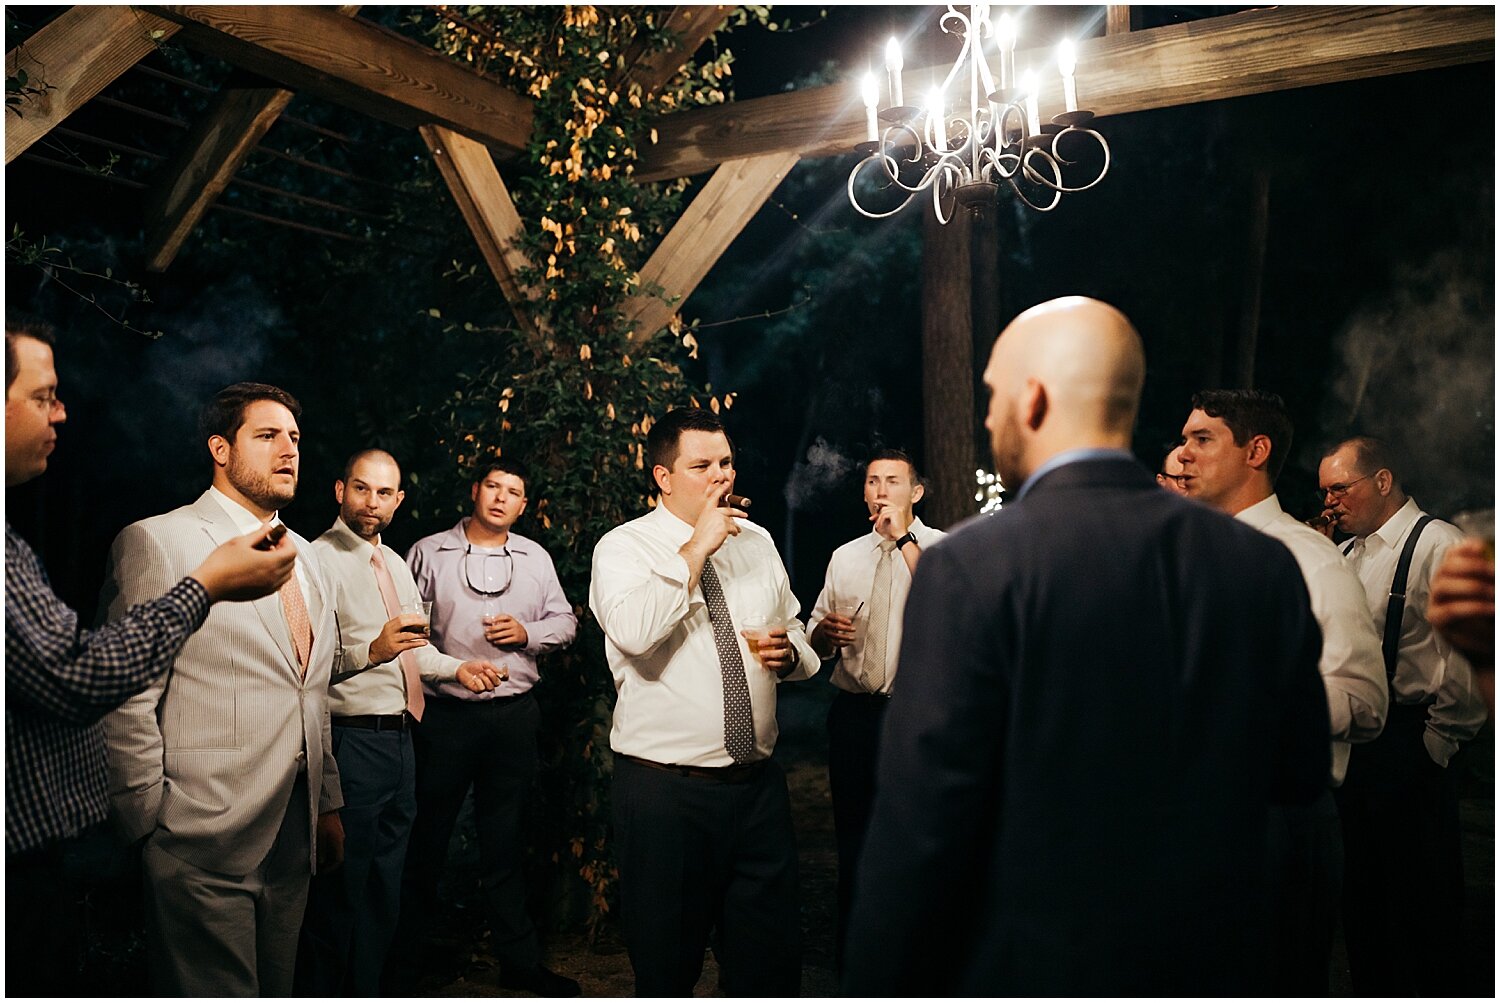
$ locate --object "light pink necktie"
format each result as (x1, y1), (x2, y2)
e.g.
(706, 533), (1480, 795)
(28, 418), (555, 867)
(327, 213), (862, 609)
(370, 547), (425, 722)
(279, 575), (313, 679)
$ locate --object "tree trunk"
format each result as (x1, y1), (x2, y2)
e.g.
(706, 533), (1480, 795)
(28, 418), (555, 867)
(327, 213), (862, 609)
(921, 208), (978, 529)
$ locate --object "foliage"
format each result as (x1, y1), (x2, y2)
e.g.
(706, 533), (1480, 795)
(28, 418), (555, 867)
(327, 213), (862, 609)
(6, 226), (164, 339)
(407, 4), (769, 935)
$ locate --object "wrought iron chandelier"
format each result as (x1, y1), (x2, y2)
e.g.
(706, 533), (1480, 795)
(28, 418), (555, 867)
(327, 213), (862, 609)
(848, 5), (1110, 223)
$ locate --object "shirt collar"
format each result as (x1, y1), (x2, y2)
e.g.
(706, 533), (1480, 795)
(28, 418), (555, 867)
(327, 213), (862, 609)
(328, 516), (379, 555)
(1015, 447), (1134, 501)
(1370, 497), (1422, 550)
(648, 500), (697, 546)
(1233, 493), (1283, 531)
(432, 517), (533, 555)
(209, 485), (280, 535)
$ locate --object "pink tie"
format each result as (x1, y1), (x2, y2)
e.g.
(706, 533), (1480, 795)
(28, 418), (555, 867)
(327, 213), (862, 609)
(370, 547), (426, 722)
(279, 575), (313, 679)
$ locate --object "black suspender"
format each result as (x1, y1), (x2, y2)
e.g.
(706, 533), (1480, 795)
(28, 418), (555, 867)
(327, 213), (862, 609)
(1379, 515), (1435, 680)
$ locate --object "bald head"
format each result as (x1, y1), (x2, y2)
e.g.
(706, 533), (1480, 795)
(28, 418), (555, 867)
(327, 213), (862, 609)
(983, 297), (1145, 487)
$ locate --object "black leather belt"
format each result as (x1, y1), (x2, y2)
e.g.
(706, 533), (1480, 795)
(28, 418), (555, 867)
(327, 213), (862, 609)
(839, 689), (892, 702)
(332, 713), (410, 732)
(616, 753), (767, 784)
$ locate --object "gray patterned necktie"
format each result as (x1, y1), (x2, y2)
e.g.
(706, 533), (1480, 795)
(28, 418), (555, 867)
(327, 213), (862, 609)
(700, 557), (756, 764)
(862, 540), (899, 693)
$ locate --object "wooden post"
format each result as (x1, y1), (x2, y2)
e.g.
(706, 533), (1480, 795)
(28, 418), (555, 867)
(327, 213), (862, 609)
(921, 209), (978, 529)
(1107, 7), (1133, 36)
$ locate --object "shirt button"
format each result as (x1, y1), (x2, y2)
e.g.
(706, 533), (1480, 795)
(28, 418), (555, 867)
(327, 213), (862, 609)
(295, 750), (307, 764)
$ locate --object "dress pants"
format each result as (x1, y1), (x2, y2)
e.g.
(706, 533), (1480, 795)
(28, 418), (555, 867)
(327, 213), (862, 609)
(143, 773), (311, 996)
(295, 723), (417, 995)
(1267, 787), (1343, 994)
(826, 689), (889, 972)
(394, 693), (541, 974)
(1336, 702), (1465, 996)
(612, 755), (801, 997)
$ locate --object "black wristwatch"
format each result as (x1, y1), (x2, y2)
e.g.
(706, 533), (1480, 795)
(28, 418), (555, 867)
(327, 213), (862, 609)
(895, 531), (918, 551)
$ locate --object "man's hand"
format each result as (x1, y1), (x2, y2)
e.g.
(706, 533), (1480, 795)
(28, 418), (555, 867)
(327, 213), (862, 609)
(369, 614), (430, 664)
(1429, 539), (1495, 666)
(457, 660), (507, 692)
(316, 811), (345, 872)
(190, 524), (297, 602)
(870, 502), (910, 541)
(681, 484), (746, 563)
(1311, 507), (1341, 539)
(749, 626), (797, 673)
(810, 614), (856, 658)
(482, 614), (529, 649)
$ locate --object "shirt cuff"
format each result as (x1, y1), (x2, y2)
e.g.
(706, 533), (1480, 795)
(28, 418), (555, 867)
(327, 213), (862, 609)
(1423, 727), (1457, 767)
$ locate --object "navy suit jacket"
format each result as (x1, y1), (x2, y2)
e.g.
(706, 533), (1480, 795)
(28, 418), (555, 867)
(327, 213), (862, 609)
(843, 457), (1329, 996)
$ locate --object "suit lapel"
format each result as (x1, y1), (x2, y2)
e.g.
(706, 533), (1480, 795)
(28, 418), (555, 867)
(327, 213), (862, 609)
(193, 490), (301, 678)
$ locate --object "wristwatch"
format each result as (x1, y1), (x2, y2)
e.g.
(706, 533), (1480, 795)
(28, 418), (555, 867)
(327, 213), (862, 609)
(895, 531), (918, 551)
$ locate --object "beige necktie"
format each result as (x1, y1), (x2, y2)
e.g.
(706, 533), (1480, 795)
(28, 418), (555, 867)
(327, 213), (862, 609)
(279, 574), (313, 679)
(862, 540), (899, 693)
(370, 547), (425, 721)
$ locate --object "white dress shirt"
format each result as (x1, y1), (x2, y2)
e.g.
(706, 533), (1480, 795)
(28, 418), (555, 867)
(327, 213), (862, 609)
(311, 517), (462, 717)
(1236, 495), (1387, 785)
(807, 517), (946, 695)
(1342, 498), (1489, 766)
(209, 486), (311, 600)
(589, 504), (818, 767)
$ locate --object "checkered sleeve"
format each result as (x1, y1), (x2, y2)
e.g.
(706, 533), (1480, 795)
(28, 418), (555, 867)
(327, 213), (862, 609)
(5, 525), (210, 726)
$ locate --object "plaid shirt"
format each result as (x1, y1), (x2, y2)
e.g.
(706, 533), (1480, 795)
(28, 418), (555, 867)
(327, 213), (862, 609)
(5, 522), (210, 855)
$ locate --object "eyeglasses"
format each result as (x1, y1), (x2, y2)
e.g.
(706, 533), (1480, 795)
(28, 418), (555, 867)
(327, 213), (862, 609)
(1320, 473), (1373, 499)
(464, 544), (514, 597)
(23, 391), (62, 413)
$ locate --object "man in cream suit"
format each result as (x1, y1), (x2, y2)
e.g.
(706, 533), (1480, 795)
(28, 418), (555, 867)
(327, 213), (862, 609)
(102, 382), (344, 996)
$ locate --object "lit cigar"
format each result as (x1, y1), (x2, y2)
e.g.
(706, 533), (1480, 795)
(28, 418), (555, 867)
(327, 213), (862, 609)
(720, 493), (752, 510)
(1307, 513), (1337, 529)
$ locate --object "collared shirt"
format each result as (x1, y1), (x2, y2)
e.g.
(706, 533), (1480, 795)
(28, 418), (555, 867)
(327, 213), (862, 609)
(807, 516), (946, 695)
(1236, 495), (1387, 785)
(406, 519), (577, 700)
(589, 503), (819, 767)
(1015, 447), (1135, 501)
(311, 517), (462, 717)
(4, 522), (210, 855)
(1342, 498), (1489, 765)
(208, 486), (311, 600)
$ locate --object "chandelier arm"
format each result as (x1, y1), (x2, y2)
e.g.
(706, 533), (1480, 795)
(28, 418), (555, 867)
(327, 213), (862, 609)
(847, 157), (918, 219)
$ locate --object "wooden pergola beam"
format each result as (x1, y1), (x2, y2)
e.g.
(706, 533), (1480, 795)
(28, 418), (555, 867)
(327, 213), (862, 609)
(419, 124), (541, 339)
(141, 7), (361, 273)
(636, 5), (1493, 182)
(5, 6), (181, 164)
(617, 6), (733, 97)
(623, 151), (798, 341)
(1106, 6), (1132, 36)
(143, 5), (534, 155)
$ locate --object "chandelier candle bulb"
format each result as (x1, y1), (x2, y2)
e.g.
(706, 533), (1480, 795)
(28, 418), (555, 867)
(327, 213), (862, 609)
(1022, 69), (1040, 136)
(928, 87), (947, 150)
(861, 73), (880, 141)
(996, 12), (1016, 91)
(1057, 39), (1078, 113)
(885, 37), (904, 107)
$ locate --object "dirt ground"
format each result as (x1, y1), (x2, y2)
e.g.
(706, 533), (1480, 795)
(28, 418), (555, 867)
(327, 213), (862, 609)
(414, 687), (1495, 999)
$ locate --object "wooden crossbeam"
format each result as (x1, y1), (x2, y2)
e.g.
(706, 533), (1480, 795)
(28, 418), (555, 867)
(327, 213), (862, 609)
(623, 151), (798, 341)
(419, 124), (541, 339)
(143, 5), (533, 154)
(617, 6), (733, 97)
(637, 5), (1493, 181)
(5, 6), (181, 164)
(141, 8), (361, 273)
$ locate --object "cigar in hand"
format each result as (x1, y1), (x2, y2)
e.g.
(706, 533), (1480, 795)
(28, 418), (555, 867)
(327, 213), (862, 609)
(1306, 513), (1336, 529)
(720, 493), (752, 510)
(254, 523), (288, 550)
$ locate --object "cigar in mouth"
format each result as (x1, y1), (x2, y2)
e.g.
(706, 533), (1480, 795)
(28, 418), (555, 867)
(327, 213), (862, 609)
(720, 493), (752, 510)
(1307, 513), (1337, 529)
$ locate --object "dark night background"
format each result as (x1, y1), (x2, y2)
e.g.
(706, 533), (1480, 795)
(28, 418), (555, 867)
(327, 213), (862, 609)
(6, 6), (1493, 620)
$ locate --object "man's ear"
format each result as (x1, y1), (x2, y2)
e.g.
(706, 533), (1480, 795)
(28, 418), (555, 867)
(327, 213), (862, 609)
(910, 481), (925, 506)
(334, 480), (346, 506)
(1245, 434), (1273, 472)
(1374, 468), (1394, 497)
(208, 435), (231, 469)
(652, 464), (672, 495)
(1022, 379), (1048, 432)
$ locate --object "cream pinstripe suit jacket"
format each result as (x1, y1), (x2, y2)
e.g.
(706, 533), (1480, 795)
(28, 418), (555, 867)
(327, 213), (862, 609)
(101, 490), (343, 876)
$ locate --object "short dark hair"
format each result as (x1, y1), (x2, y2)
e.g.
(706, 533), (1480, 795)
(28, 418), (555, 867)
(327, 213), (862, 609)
(475, 456), (530, 495)
(198, 382), (302, 443)
(1190, 389), (1294, 483)
(1328, 435), (1399, 484)
(865, 447), (922, 485)
(6, 311), (57, 393)
(646, 407), (731, 487)
(341, 447), (401, 486)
